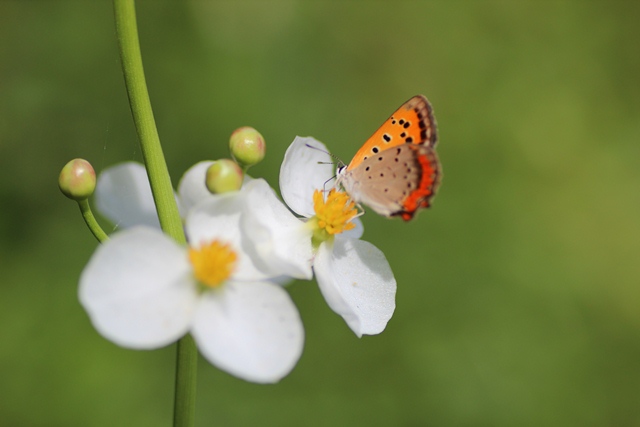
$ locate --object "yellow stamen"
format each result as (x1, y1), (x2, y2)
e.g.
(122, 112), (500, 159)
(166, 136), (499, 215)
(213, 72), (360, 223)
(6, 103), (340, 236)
(312, 188), (357, 236)
(188, 240), (237, 288)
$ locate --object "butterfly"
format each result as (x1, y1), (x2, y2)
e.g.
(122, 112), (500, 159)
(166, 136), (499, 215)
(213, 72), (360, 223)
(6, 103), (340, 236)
(335, 95), (441, 221)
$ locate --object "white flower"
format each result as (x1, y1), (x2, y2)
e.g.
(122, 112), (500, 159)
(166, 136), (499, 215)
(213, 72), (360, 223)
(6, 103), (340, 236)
(242, 136), (397, 337)
(79, 190), (304, 383)
(95, 161), (218, 228)
(94, 161), (295, 285)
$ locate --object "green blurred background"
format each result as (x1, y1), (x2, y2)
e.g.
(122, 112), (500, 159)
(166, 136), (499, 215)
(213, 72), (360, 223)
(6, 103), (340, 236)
(2, 1), (640, 426)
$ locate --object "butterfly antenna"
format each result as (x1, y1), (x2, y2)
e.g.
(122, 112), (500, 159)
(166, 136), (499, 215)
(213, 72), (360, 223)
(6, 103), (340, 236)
(304, 143), (343, 164)
(304, 143), (343, 196)
(322, 175), (339, 196)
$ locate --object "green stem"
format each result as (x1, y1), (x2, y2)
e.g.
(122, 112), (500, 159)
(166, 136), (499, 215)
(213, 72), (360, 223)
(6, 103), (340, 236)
(112, 1), (197, 426)
(78, 199), (109, 243)
(174, 335), (198, 427)
(113, 0), (185, 245)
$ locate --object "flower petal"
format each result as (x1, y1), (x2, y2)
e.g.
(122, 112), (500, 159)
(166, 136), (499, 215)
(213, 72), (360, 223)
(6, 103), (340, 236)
(279, 136), (334, 218)
(186, 191), (271, 281)
(192, 281), (304, 383)
(79, 227), (197, 348)
(241, 179), (314, 279)
(95, 162), (157, 228)
(95, 162), (183, 229)
(177, 160), (214, 215)
(341, 215), (364, 240)
(313, 237), (396, 337)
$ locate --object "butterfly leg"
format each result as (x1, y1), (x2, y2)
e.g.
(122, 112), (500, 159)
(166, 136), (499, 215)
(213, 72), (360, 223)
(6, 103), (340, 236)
(353, 201), (366, 219)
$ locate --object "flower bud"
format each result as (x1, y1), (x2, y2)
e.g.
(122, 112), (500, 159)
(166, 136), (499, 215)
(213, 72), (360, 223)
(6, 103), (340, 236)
(59, 158), (96, 201)
(229, 127), (266, 168)
(205, 159), (244, 194)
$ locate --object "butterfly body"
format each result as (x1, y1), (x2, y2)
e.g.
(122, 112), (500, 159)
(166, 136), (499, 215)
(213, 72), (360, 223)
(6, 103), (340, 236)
(336, 95), (441, 221)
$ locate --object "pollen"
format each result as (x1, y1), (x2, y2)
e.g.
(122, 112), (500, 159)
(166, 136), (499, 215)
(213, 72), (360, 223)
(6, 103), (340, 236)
(188, 240), (237, 288)
(312, 189), (357, 235)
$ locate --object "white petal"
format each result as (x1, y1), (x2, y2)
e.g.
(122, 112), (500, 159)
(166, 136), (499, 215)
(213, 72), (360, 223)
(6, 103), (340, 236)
(186, 192), (271, 281)
(241, 179), (314, 279)
(95, 162), (182, 229)
(79, 227), (197, 348)
(279, 136), (335, 218)
(341, 216), (364, 240)
(192, 281), (304, 383)
(177, 161), (214, 215)
(313, 237), (396, 337)
(95, 162), (158, 228)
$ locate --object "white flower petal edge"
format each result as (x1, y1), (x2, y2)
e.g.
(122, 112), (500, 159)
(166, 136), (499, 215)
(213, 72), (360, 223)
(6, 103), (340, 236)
(242, 179), (314, 280)
(279, 136), (334, 218)
(177, 161), (214, 215)
(95, 162), (164, 228)
(313, 237), (396, 337)
(95, 162), (185, 229)
(79, 227), (197, 348)
(186, 191), (271, 282)
(340, 216), (364, 240)
(178, 161), (255, 215)
(192, 281), (304, 383)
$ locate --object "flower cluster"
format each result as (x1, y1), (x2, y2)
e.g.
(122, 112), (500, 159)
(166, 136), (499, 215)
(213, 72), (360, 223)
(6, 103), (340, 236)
(76, 133), (396, 383)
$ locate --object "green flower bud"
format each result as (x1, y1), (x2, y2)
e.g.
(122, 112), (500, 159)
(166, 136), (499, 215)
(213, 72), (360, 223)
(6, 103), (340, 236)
(229, 127), (266, 168)
(205, 159), (244, 194)
(59, 158), (96, 201)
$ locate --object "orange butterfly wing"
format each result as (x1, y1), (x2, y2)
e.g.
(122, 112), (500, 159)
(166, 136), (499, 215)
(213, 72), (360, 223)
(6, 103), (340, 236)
(346, 95), (438, 171)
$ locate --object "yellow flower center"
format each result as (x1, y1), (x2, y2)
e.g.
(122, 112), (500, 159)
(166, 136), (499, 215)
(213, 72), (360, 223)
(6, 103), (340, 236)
(310, 189), (357, 245)
(188, 240), (237, 288)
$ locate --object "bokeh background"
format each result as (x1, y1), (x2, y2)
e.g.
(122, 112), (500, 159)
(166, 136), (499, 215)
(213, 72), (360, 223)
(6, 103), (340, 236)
(2, 1), (640, 426)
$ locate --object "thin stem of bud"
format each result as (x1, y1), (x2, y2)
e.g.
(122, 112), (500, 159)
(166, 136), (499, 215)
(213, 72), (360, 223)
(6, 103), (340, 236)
(77, 199), (109, 243)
